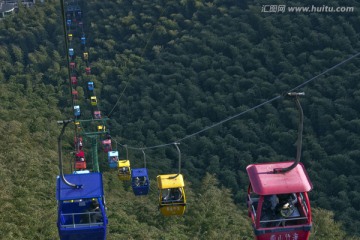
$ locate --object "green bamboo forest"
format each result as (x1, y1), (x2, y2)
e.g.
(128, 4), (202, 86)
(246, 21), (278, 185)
(0, 0), (360, 239)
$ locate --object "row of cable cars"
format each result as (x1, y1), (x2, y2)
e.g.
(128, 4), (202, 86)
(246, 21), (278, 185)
(103, 140), (186, 215)
(57, 3), (108, 240)
(61, 3), (311, 239)
(106, 148), (186, 216)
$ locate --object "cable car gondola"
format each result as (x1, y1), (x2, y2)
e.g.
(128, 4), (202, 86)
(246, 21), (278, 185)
(131, 150), (150, 196)
(90, 96), (97, 106)
(75, 150), (86, 170)
(246, 93), (313, 240)
(157, 143), (186, 216)
(101, 139), (112, 153)
(72, 89), (78, 100)
(157, 174), (186, 216)
(81, 36), (86, 45)
(71, 76), (77, 85)
(93, 111), (101, 119)
(108, 151), (118, 168)
(88, 81), (94, 91)
(118, 160), (131, 181)
(85, 67), (91, 75)
(56, 120), (108, 240)
(56, 173), (108, 240)
(132, 168), (149, 196)
(74, 136), (83, 150)
(74, 105), (80, 117)
(97, 125), (106, 132)
(83, 52), (89, 61)
(69, 48), (74, 58)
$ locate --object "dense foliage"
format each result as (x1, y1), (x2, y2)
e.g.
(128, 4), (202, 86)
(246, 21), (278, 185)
(0, 0), (359, 239)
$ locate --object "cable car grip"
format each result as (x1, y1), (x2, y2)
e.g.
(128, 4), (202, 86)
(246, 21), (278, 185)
(57, 119), (81, 188)
(274, 92), (304, 174)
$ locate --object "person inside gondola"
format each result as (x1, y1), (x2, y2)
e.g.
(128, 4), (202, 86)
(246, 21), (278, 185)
(171, 188), (182, 201)
(260, 194), (279, 227)
(119, 167), (129, 175)
(134, 176), (147, 187)
(162, 188), (182, 203)
(86, 200), (102, 223)
(134, 177), (141, 187)
(111, 156), (118, 163)
(275, 193), (298, 218)
(90, 201), (102, 223)
(80, 200), (102, 224)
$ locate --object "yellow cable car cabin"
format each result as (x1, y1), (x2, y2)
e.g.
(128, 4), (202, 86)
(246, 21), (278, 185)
(97, 125), (106, 132)
(68, 33), (73, 41)
(118, 160), (131, 180)
(74, 121), (81, 130)
(83, 52), (88, 60)
(90, 96), (97, 106)
(157, 174), (186, 216)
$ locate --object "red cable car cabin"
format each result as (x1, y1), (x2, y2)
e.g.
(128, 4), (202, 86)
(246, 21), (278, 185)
(71, 76), (77, 85)
(74, 136), (83, 150)
(101, 139), (112, 153)
(75, 150), (86, 170)
(246, 161), (313, 240)
(93, 111), (101, 119)
(72, 89), (78, 100)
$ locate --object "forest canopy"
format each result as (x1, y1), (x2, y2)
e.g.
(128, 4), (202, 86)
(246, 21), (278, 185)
(0, 0), (359, 239)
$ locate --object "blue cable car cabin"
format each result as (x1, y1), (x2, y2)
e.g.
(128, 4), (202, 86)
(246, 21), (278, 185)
(66, 19), (71, 26)
(81, 36), (86, 45)
(108, 151), (118, 168)
(69, 48), (74, 58)
(74, 105), (80, 117)
(88, 82), (94, 91)
(56, 173), (108, 240)
(131, 168), (150, 196)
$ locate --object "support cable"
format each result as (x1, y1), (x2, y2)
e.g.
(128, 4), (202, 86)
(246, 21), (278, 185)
(115, 51), (360, 151)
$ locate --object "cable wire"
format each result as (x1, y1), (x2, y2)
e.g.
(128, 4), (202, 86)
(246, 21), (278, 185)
(115, 51), (360, 151)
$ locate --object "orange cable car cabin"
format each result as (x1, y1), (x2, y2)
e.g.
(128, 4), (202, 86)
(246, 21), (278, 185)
(74, 150), (86, 170)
